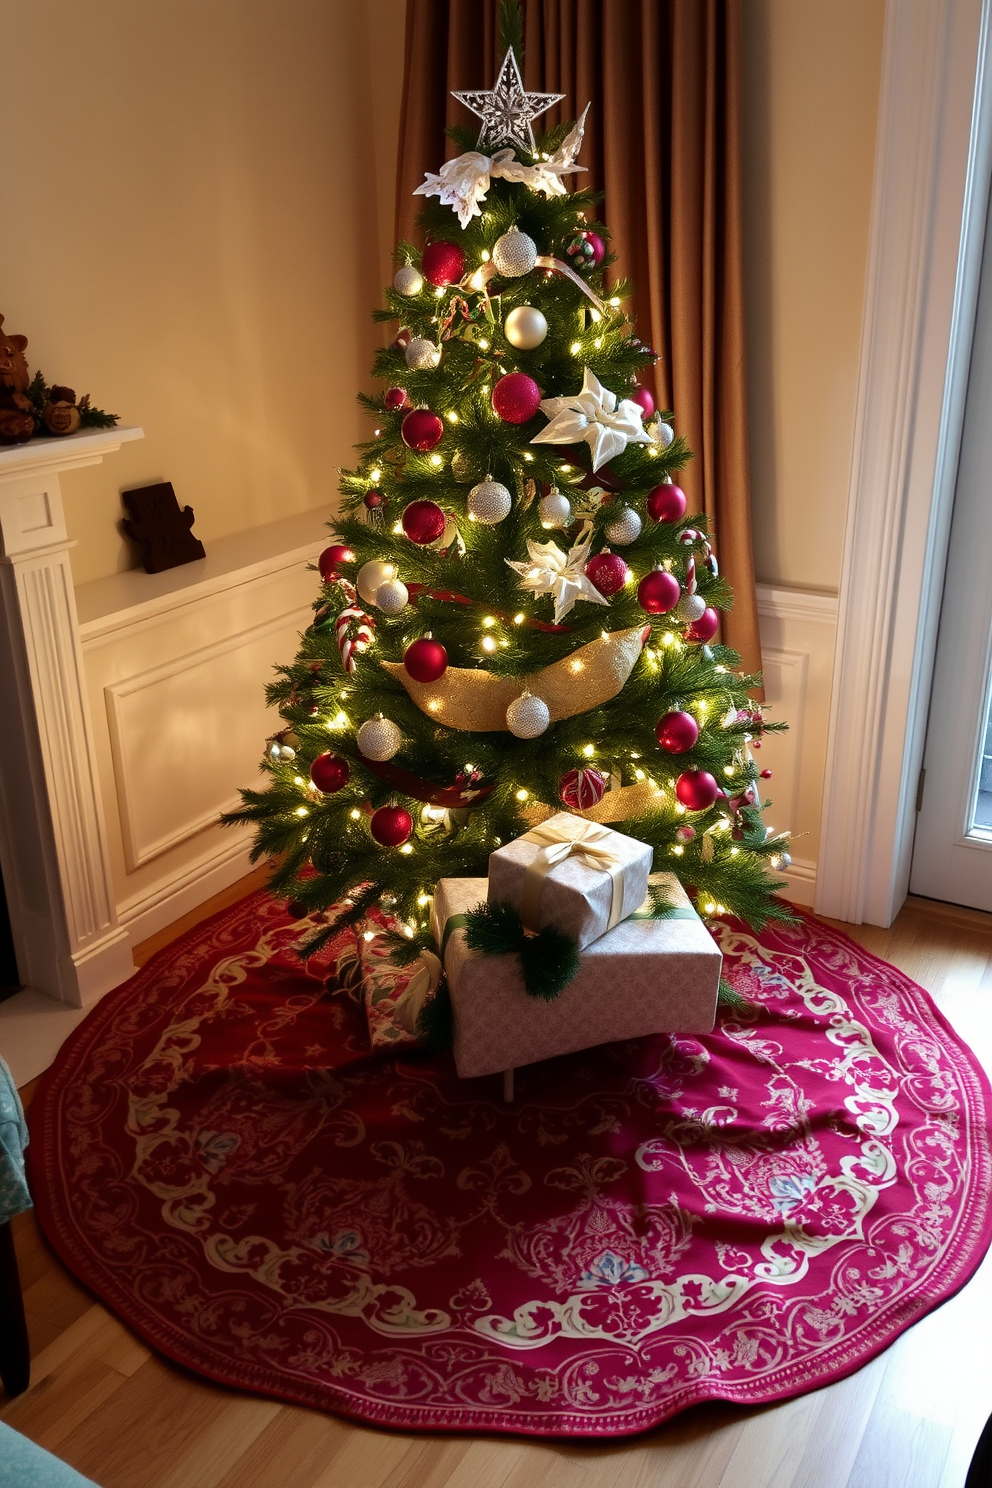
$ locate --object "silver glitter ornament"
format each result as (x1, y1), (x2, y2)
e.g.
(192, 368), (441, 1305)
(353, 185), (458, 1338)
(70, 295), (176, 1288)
(675, 592), (707, 624)
(405, 337), (441, 370)
(356, 715), (402, 761)
(506, 692), (550, 738)
(393, 264), (423, 296)
(603, 507), (643, 545)
(375, 577), (410, 614)
(492, 229), (538, 278)
(467, 477), (512, 524)
(504, 304), (548, 349)
(539, 490), (572, 528)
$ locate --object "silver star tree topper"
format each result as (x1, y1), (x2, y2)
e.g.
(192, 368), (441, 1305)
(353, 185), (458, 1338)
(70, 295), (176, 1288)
(453, 48), (564, 154)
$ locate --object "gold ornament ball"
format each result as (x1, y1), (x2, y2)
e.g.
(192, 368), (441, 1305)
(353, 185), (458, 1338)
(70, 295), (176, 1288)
(504, 305), (548, 350)
(604, 507), (643, 545)
(357, 559), (396, 606)
(675, 592), (707, 623)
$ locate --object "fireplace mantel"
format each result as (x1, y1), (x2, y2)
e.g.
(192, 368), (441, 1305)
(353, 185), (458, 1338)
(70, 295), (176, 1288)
(0, 427), (144, 1009)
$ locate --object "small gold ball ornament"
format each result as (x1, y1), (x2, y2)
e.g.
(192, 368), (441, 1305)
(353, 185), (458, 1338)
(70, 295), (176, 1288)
(504, 305), (548, 350)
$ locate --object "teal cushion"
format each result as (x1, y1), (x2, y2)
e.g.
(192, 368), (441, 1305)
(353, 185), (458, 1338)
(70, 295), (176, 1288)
(0, 1053), (30, 1224)
(0, 1421), (100, 1485)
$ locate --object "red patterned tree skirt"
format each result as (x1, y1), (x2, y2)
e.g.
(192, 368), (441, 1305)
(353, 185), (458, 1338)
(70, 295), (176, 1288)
(28, 892), (992, 1437)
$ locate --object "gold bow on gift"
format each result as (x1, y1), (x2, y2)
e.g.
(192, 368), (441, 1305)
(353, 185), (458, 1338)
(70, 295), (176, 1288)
(519, 818), (623, 934)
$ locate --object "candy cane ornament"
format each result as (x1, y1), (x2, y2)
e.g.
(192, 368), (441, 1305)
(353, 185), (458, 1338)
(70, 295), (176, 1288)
(335, 606), (375, 673)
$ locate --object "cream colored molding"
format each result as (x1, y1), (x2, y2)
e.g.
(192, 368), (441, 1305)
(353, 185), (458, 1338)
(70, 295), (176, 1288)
(105, 608), (306, 871)
(0, 427), (143, 1005)
(816, 0), (992, 926)
(755, 584), (838, 626)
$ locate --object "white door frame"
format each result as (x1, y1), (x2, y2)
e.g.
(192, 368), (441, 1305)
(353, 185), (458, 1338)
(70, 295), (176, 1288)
(815, 0), (992, 927)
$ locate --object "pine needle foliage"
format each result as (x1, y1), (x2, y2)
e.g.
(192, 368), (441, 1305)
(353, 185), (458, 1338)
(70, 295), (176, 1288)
(224, 91), (795, 952)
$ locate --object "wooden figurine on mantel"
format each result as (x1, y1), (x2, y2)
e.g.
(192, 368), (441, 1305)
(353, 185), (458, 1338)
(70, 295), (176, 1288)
(121, 482), (206, 574)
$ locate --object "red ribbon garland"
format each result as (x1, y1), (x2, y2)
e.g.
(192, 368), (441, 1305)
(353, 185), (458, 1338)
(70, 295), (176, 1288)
(359, 753), (495, 808)
(406, 583), (571, 633)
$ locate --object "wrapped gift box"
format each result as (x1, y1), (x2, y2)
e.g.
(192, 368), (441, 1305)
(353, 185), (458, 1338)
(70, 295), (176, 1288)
(487, 812), (653, 950)
(433, 875), (722, 1079)
(342, 916), (439, 1052)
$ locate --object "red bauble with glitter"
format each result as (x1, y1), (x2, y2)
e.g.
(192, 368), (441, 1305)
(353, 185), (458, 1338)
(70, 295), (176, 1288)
(309, 752), (350, 794)
(403, 636), (448, 683)
(637, 569), (681, 614)
(686, 607), (720, 642)
(317, 544), (355, 582)
(401, 408), (444, 451)
(492, 372), (542, 424)
(675, 769), (720, 811)
(370, 805), (413, 847)
(647, 483), (687, 523)
(364, 490), (385, 511)
(656, 710), (699, 754)
(629, 386), (655, 419)
(558, 766), (607, 811)
(384, 386), (409, 411)
(401, 499), (447, 545)
(585, 550), (628, 597)
(422, 240), (466, 287)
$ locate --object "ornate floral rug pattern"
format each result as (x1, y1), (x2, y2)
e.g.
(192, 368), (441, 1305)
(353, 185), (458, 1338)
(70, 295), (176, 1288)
(28, 892), (992, 1437)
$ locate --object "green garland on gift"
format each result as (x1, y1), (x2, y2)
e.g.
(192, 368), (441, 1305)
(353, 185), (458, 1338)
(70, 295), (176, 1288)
(464, 900), (580, 1001)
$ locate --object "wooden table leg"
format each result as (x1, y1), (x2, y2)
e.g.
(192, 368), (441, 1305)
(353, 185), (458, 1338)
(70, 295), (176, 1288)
(502, 1068), (514, 1103)
(0, 1219), (30, 1396)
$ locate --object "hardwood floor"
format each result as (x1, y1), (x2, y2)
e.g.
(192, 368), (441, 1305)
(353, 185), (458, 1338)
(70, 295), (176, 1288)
(3, 883), (991, 1488)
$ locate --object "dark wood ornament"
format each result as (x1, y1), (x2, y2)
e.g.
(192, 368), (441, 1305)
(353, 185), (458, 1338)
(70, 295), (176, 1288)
(121, 482), (206, 574)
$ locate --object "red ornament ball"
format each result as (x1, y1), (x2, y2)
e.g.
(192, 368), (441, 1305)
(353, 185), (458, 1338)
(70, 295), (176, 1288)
(629, 385), (655, 419)
(370, 805), (413, 847)
(492, 372), (542, 424)
(317, 543), (355, 582)
(286, 900), (309, 920)
(760, 768), (773, 779)
(637, 569), (681, 614)
(422, 240), (466, 287)
(384, 386), (409, 411)
(401, 499), (446, 545)
(675, 769), (720, 811)
(558, 766), (607, 811)
(401, 408), (444, 451)
(686, 607), (720, 642)
(656, 710), (700, 754)
(647, 483), (687, 523)
(403, 635), (448, 683)
(585, 550), (629, 597)
(309, 752), (350, 793)
(364, 489), (385, 510)
(566, 229), (606, 270)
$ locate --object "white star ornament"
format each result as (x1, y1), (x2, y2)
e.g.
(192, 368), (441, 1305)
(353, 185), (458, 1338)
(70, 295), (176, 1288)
(530, 368), (653, 472)
(505, 524), (609, 624)
(453, 48), (563, 153)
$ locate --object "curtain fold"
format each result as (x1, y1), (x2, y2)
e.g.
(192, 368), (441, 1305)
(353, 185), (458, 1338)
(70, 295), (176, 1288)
(395, 0), (760, 675)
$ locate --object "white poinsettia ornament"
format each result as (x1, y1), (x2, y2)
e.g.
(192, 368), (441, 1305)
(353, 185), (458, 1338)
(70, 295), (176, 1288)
(531, 368), (654, 472)
(505, 522), (609, 624)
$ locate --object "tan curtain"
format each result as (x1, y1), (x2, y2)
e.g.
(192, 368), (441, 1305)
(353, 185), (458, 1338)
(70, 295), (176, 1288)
(395, 0), (760, 676)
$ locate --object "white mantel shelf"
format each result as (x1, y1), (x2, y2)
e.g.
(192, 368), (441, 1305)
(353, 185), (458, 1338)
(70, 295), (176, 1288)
(0, 425), (144, 481)
(0, 424), (145, 1016)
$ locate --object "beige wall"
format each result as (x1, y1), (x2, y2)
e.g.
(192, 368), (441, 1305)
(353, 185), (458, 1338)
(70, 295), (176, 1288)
(1, 0), (405, 587)
(742, 0), (886, 594)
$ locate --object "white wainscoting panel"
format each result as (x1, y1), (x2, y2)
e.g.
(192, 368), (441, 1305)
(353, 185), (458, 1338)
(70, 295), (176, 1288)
(756, 585), (839, 906)
(77, 508), (329, 944)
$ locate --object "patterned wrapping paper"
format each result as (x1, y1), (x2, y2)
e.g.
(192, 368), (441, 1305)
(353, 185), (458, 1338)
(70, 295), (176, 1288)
(332, 911), (432, 1053)
(433, 875), (722, 1078)
(487, 812), (653, 950)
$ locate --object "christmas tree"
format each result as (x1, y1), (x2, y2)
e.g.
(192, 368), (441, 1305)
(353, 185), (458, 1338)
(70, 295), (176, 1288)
(226, 31), (792, 963)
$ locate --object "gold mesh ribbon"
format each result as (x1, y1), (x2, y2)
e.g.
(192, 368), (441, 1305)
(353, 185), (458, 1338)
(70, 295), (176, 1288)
(518, 818), (623, 934)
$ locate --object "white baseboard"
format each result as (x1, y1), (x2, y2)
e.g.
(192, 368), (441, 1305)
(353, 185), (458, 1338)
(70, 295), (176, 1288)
(780, 858), (817, 908)
(0, 989), (92, 1088)
(117, 833), (257, 945)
